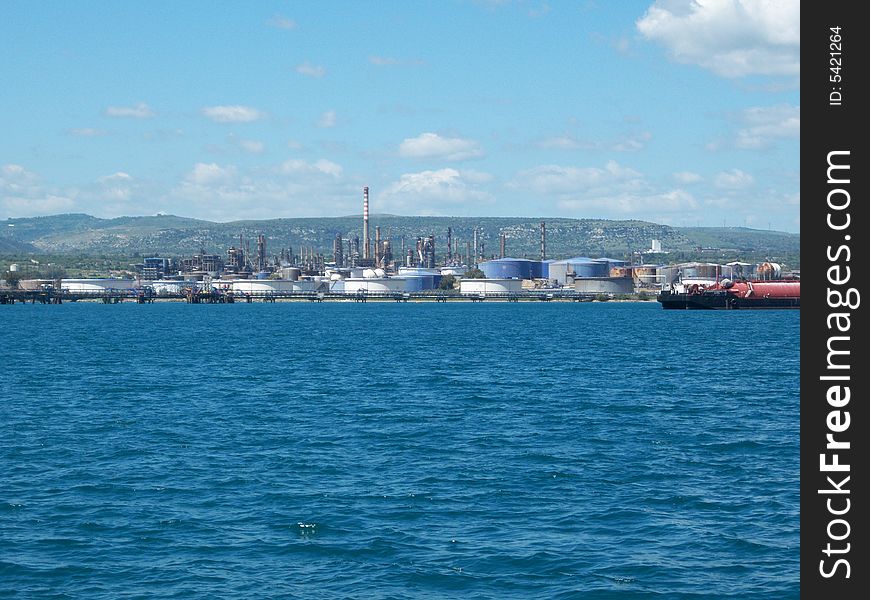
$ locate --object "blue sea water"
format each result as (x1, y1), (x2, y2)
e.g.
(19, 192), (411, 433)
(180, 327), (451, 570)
(1, 301), (799, 599)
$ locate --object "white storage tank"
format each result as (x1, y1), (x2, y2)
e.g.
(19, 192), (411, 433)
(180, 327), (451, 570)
(60, 278), (138, 293)
(339, 278), (409, 294)
(210, 279), (327, 294)
(459, 278), (523, 295)
(573, 277), (634, 294)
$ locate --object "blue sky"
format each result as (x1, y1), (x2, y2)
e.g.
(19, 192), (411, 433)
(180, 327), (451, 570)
(1, 0), (799, 231)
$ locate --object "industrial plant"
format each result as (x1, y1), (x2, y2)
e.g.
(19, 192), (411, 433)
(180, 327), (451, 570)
(2, 187), (798, 304)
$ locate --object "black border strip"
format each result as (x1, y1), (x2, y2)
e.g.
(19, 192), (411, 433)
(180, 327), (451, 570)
(801, 2), (867, 595)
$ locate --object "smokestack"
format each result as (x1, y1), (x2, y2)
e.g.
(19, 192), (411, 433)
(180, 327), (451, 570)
(473, 228), (478, 266)
(375, 226), (381, 268)
(333, 233), (343, 268)
(257, 233), (266, 271)
(499, 233), (506, 259)
(540, 221), (546, 261)
(446, 227), (453, 265)
(363, 186), (370, 260)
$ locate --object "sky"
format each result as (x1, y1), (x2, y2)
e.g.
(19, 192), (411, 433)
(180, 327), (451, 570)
(0, 0), (800, 231)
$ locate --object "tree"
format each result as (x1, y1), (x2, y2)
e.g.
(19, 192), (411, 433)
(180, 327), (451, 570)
(438, 274), (456, 290)
(42, 266), (67, 280)
(463, 268), (485, 279)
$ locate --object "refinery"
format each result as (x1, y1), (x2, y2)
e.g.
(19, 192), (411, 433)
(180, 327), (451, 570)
(1, 187), (798, 306)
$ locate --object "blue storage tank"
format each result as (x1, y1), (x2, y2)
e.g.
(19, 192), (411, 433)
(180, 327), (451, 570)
(397, 267), (441, 289)
(541, 259), (556, 279)
(548, 257), (610, 284)
(480, 258), (533, 279)
(401, 276), (425, 292)
(573, 260), (609, 278)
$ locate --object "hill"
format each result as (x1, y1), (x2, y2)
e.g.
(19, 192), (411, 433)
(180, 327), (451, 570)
(0, 213), (800, 268)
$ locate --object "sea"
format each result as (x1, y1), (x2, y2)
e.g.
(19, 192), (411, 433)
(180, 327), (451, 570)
(1, 301), (800, 599)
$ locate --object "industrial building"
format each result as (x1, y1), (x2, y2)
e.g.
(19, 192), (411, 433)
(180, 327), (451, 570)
(17, 184), (793, 303)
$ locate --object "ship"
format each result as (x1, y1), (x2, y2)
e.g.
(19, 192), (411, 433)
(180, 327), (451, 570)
(657, 279), (800, 309)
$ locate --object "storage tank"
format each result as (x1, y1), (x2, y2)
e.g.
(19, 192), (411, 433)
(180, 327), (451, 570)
(60, 278), (138, 293)
(280, 267), (301, 280)
(339, 278), (408, 294)
(757, 262), (783, 280)
(398, 267), (442, 288)
(633, 266), (661, 286)
(460, 278), (523, 295)
(529, 260), (547, 279)
(479, 258), (533, 280)
(678, 263), (720, 279)
(440, 266), (465, 277)
(574, 277), (634, 294)
(548, 257), (610, 284)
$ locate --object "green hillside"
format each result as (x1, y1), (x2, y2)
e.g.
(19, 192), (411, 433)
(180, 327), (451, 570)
(1, 213), (800, 268)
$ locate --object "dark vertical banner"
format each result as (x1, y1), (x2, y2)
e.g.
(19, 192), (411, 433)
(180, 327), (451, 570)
(801, 1), (866, 596)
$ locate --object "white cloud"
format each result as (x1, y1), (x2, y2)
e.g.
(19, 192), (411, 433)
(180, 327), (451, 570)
(612, 131), (652, 152)
(557, 189), (698, 214)
(510, 160), (706, 221)
(734, 104), (800, 149)
(68, 128), (108, 137)
(317, 110), (337, 128)
(369, 56), (400, 66)
(1, 164), (37, 183)
(171, 159), (356, 220)
(1, 165), (76, 217)
(673, 171), (703, 183)
(296, 62), (326, 78)
(381, 168), (494, 212)
(399, 132), (483, 161)
(96, 172), (135, 201)
(637, 0), (800, 78)
(538, 136), (581, 150)
(105, 102), (155, 119)
(714, 169), (755, 189)
(186, 163), (237, 185)
(97, 172), (132, 182)
(1, 194), (76, 217)
(460, 169), (495, 184)
(238, 139), (265, 154)
(279, 158), (343, 178)
(269, 15), (297, 30)
(512, 160), (642, 194)
(536, 131), (651, 152)
(201, 105), (265, 123)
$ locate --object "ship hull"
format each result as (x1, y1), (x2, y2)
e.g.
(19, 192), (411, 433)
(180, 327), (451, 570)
(657, 290), (800, 309)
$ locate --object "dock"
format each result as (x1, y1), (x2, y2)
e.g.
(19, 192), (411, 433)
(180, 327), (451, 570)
(1, 288), (602, 305)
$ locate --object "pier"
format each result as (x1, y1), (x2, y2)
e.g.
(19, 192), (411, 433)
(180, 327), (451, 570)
(1, 288), (600, 304)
